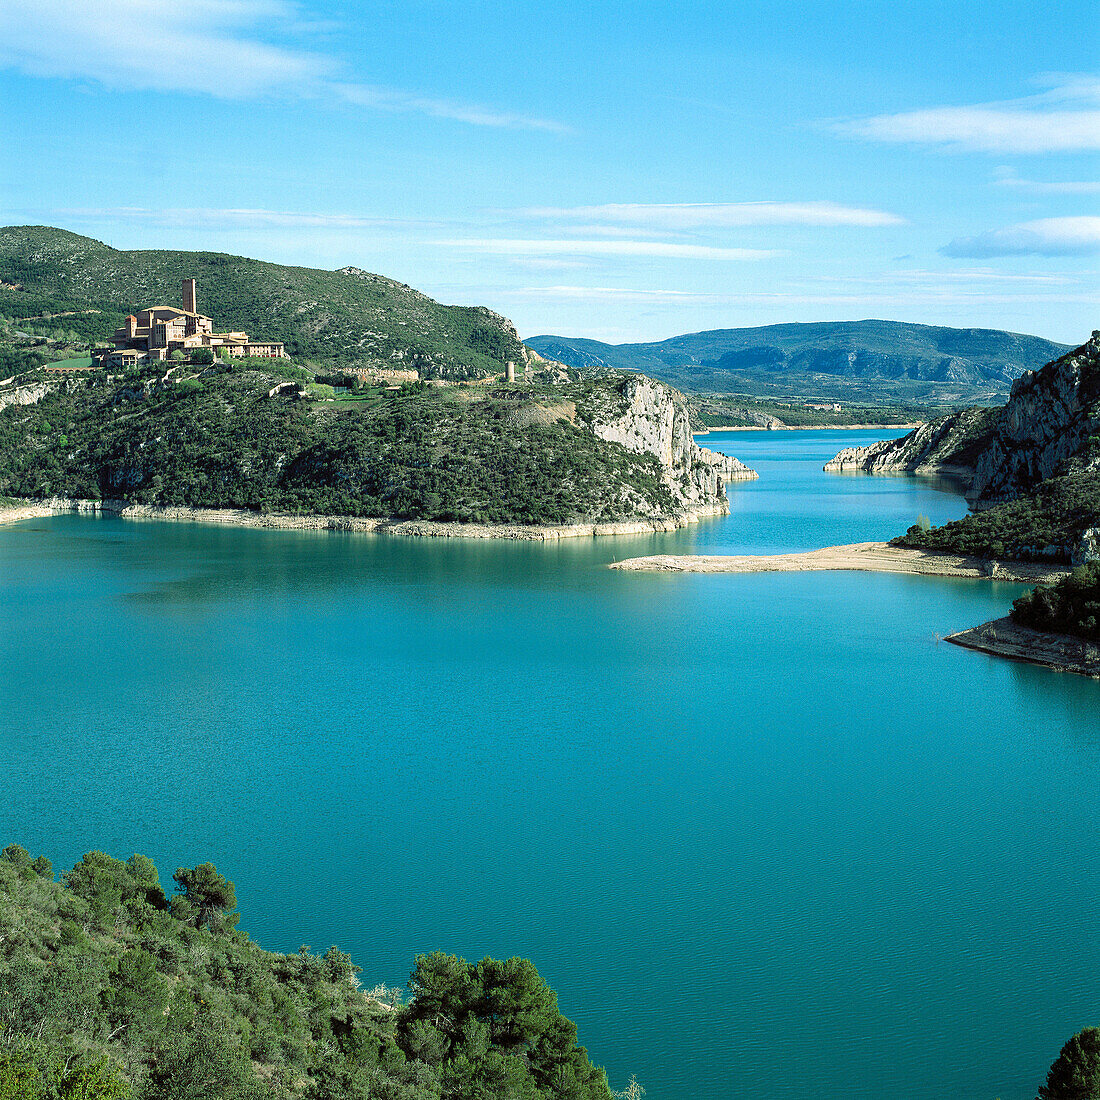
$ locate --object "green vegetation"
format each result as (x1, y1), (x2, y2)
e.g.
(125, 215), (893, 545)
(0, 843), (612, 1100)
(1011, 563), (1100, 641)
(528, 321), (1068, 405)
(690, 393), (927, 429)
(0, 363), (679, 525)
(0, 227), (525, 376)
(1037, 1028), (1100, 1099)
(892, 468), (1100, 562)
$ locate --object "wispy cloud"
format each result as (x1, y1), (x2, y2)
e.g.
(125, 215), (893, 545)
(334, 83), (567, 132)
(942, 217), (1100, 257)
(505, 286), (724, 304)
(434, 239), (780, 261)
(55, 205), (440, 230)
(835, 74), (1100, 153)
(496, 283), (1098, 310)
(0, 0), (563, 130)
(521, 201), (905, 228)
(992, 167), (1100, 194)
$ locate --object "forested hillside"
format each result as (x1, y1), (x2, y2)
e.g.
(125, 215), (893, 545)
(0, 227), (525, 376)
(0, 362), (712, 526)
(0, 844), (612, 1100)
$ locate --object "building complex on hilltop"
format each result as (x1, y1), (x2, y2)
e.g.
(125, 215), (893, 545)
(96, 279), (285, 368)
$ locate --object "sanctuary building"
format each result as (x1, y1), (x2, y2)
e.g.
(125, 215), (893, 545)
(97, 279), (285, 367)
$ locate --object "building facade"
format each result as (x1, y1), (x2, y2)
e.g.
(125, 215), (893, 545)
(98, 279), (286, 365)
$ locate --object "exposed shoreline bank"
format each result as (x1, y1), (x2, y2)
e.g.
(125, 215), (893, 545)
(608, 541), (1069, 584)
(697, 423), (922, 433)
(946, 616), (1100, 678)
(0, 497), (730, 541)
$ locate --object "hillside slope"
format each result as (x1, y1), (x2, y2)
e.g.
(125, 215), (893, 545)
(0, 843), (614, 1100)
(0, 226), (526, 376)
(528, 321), (1070, 404)
(0, 362), (752, 528)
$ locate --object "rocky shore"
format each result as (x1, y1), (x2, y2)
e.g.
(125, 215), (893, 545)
(698, 423), (922, 433)
(946, 616), (1100, 678)
(0, 497), (730, 540)
(608, 541), (1069, 583)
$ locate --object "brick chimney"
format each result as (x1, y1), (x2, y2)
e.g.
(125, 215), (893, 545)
(182, 278), (197, 314)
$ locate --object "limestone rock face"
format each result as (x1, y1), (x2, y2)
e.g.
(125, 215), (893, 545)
(585, 375), (757, 515)
(970, 331), (1100, 503)
(823, 408), (995, 479)
(1072, 526), (1100, 566)
(0, 381), (50, 409)
(823, 332), (1100, 506)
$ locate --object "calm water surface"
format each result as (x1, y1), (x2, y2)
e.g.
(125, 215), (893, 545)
(2, 430), (1099, 1100)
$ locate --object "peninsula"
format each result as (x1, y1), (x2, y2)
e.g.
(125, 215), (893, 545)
(609, 541), (1068, 584)
(0, 229), (755, 533)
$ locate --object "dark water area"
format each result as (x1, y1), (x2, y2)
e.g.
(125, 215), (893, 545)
(2, 430), (1098, 1100)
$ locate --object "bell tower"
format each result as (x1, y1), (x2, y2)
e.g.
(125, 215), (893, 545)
(182, 278), (197, 314)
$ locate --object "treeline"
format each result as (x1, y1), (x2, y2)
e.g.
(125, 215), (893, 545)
(1012, 562), (1100, 641)
(0, 844), (613, 1100)
(892, 468), (1100, 563)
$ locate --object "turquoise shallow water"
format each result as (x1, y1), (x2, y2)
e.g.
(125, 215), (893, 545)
(2, 429), (1099, 1100)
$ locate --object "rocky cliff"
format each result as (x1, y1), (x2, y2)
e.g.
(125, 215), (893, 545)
(875, 332), (1100, 563)
(824, 407), (997, 480)
(581, 375), (756, 515)
(969, 331), (1100, 503)
(824, 333), (1100, 502)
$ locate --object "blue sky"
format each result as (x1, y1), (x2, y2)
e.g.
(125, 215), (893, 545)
(1, 0), (1097, 344)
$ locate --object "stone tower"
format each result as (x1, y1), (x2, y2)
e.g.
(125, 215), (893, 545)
(505, 360), (516, 383)
(182, 278), (197, 314)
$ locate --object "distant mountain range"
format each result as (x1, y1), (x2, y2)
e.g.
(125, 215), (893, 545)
(527, 321), (1073, 405)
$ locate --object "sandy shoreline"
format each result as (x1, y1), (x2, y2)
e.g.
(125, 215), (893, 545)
(697, 423), (921, 433)
(609, 541), (1069, 584)
(0, 497), (728, 541)
(947, 617), (1100, 678)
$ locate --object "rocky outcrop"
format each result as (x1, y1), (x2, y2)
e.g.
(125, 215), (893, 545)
(970, 331), (1100, 503)
(1073, 526), (1100, 566)
(823, 407), (996, 479)
(583, 375), (757, 516)
(946, 617), (1100, 679)
(0, 380), (50, 409)
(824, 333), (1100, 507)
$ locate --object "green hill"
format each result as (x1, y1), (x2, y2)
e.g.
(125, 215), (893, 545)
(527, 321), (1071, 405)
(0, 226), (525, 376)
(0, 366), (692, 525)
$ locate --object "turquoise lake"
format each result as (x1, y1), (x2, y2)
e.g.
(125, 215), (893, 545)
(2, 428), (1099, 1100)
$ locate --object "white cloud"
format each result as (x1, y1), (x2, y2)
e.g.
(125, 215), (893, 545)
(0, 0), (562, 129)
(0, 0), (323, 97)
(434, 239), (780, 261)
(836, 74), (1100, 154)
(992, 167), (1100, 194)
(942, 217), (1100, 257)
(55, 205), (437, 230)
(495, 283), (1099, 310)
(334, 84), (568, 132)
(521, 201), (905, 228)
(505, 286), (721, 304)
